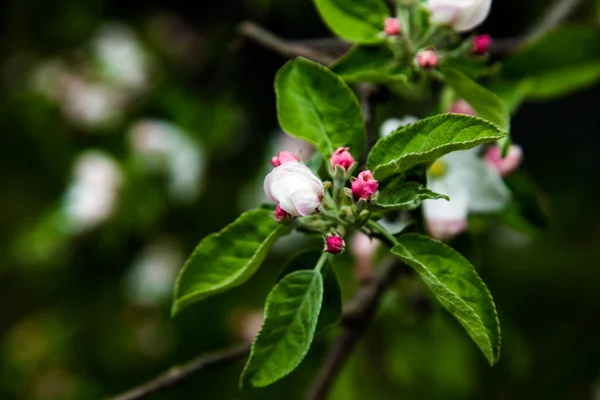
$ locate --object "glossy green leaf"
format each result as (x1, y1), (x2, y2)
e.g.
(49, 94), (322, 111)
(502, 26), (600, 99)
(391, 234), (501, 365)
(278, 252), (342, 334)
(331, 45), (410, 84)
(172, 209), (289, 315)
(367, 114), (506, 181)
(240, 270), (323, 388)
(441, 67), (510, 133)
(314, 0), (389, 44)
(373, 180), (449, 211)
(276, 58), (366, 158)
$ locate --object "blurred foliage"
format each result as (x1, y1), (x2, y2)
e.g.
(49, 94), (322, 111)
(0, 0), (599, 399)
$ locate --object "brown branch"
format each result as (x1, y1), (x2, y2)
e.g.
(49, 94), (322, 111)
(107, 344), (250, 400)
(238, 21), (337, 65)
(306, 257), (411, 400)
(108, 256), (410, 400)
(491, 0), (586, 53)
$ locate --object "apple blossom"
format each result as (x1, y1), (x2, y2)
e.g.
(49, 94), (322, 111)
(424, 148), (511, 240)
(271, 150), (300, 167)
(325, 235), (345, 255)
(352, 171), (379, 201)
(485, 144), (524, 176)
(428, 0), (492, 32)
(384, 18), (401, 36)
(330, 147), (355, 171)
(264, 162), (325, 217)
(416, 50), (439, 69)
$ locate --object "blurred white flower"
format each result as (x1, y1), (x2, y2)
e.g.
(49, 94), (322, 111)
(62, 77), (125, 129)
(125, 238), (183, 306)
(92, 23), (151, 92)
(424, 147), (511, 240)
(428, 0), (492, 32)
(380, 116), (419, 138)
(130, 119), (207, 203)
(63, 150), (123, 233)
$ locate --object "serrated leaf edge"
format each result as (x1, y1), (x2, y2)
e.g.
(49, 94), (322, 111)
(172, 210), (289, 316)
(392, 233), (501, 365)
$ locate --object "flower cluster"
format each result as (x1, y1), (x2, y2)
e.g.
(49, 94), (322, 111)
(382, 0), (494, 72)
(264, 147), (379, 255)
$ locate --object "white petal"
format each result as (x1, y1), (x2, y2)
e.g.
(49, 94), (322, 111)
(291, 189), (320, 216)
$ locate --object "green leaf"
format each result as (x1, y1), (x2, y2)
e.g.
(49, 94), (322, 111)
(331, 45), (410, 84)
(278, 252), (342, 334)
(172, 209), (289, 315)
(501, 26), (600, 99)
(391, 234), (501, 365)
(367, 114), (506, 181)
(276, 58), (366, 158)
(373, 180), (449, 211)
(240, 270), (323, 388)
(313, 0), (389, 44)
(441, 67), (510, 133)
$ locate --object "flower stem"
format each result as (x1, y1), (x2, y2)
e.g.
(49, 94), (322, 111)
(366, 220), (398, 248)
(315, 252), (329, 273)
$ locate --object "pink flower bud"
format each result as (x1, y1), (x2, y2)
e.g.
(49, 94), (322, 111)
(449, 99), (477, 116)
(384, 18), (401, 36)
(416, 50), (439, 69)
(473, 34), (491, 55)
(270, 151), (300, 167)
(485, 144), (523, 177)
(325, 235), (345, 255)
(274, 205), (289, 221)
(330, 147), (355, 171)
(351, 170), (379, 201)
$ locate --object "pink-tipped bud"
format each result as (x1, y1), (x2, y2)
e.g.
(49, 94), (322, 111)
(274, 205), (290, 221)
(473, 34), (492, 56)
(330, 147), (355, 171)
(384, 18), (401, 36)
(449, 99), (477, 116)
(416, 50), (439, 69)
(485, 144), (523, 177)
(351, 170), (379, 202)
(325, 235), (345, 255)
(270, 151), (300, 167)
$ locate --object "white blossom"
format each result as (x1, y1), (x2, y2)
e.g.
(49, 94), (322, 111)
(428, 0), (492, 32)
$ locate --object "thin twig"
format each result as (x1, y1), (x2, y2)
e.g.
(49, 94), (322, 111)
(306, 258), (411, 400)
(238, 21), (337, 65)
(491, 0), (586, 53)
(107, 344), (250, 400)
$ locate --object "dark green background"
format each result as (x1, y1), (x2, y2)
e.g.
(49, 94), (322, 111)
(1, 0), (599, 399)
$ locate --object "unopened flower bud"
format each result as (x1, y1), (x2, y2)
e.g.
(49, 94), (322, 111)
(330, 147), (355, 172)
(274, 205), (290, 221)
(384, 18), (401, 36)
(351, 171), (378, 202)
(473, 34), (491, 55)
(416, 50), (439, 69)
(325, 235), (345, 255)
(270, 150), (300, 167)
(449, 99), (477, 116)
(485, 144), (523, 177)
